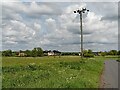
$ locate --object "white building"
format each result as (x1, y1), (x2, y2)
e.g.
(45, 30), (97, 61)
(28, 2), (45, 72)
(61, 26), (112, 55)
(48, 51), (55, 56)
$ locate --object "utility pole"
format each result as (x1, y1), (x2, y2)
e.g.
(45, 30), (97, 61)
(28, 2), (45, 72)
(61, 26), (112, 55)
(74, 8), (89, 59)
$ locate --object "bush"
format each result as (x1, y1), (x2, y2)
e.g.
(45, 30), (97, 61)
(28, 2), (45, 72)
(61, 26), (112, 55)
(83, 54), (94, 58)
(101, 52), (106, 57)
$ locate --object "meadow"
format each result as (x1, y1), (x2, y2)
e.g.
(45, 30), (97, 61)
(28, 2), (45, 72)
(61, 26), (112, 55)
(2, 56), (118, 88)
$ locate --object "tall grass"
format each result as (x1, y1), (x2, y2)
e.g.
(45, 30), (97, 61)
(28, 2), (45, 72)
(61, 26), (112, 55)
(2, 56), (108, 88)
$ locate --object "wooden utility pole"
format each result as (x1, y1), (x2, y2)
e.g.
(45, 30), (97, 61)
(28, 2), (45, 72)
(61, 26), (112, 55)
(74, 8), (89, 59)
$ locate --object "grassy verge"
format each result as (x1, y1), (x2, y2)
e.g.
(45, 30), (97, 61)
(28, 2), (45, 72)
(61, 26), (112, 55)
(2, 56), (109, 88)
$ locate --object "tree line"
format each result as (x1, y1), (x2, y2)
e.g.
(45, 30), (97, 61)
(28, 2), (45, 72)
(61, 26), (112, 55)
(100, 50), (120, 56)
(0, 48), (120, 57)
(83, 49), (120, 57)
(1, 47), (43, 57)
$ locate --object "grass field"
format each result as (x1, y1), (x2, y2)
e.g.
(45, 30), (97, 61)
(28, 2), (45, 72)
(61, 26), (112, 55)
(2, 56), (118, 88)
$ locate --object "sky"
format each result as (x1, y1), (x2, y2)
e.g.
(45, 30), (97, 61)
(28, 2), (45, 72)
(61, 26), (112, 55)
(1, 0), (119, 52)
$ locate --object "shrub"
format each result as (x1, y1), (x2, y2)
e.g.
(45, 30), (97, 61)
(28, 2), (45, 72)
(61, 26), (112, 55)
(83, 54), (94, 58)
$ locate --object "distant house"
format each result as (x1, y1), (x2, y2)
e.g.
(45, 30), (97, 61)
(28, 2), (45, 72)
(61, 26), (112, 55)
(18, 53), (26, 57)
(48, 51), (55, 56)
(43, 50), (54, 56)
(43, 50), (61, 56)
(17, 51), (27, 57)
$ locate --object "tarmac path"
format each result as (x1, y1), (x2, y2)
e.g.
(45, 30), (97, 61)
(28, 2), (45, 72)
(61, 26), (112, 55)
(100, 60), (119, 88)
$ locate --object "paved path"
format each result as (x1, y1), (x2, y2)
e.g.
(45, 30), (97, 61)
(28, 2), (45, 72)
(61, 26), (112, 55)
(100, 60), (119, 88)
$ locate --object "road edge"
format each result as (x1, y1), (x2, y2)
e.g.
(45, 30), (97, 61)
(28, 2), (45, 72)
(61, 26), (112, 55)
(99, 61), (105, 88)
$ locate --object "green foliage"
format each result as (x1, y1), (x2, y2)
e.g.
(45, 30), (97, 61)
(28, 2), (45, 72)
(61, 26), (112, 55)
(25, 47), (43, 57)
(83, 49), (94, 58)
(36, 47), (43, 57)
(118, 50), (120, 55)
(2, 50), (12, 57)
(100, 52), (106, 57)
(2, 56), (106, 88)
(61, 52), (79, 56)
(108, 50), (118, 55)
(83, 50), (88, 54)
(25, 50), (32, 57)
(31, 48), (37, 57)
(88, 49), (92, 54)
(59, 61), (86, 70)
(83, 54), (94, 58)
(99, 50), (118, 56)
(12, 52), (17, 57)
(2, 47), (43, 57)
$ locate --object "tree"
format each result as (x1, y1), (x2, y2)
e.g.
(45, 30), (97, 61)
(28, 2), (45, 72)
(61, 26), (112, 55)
(0, 51), (2, 57)
(36, 47), (43, 57)
(2, 50), (12, 56)
(88, 49), (92, 54)
(31, 48), (37, 57)
(31, 47), (43, 57)
(83, 49), (94, 58)
(12, 51), (17, 57)
(108, 50), (118, 55)
(118, 50), (120, 55)
(101, 52), (106, 57)
(83, 50), (88, 55)
(25, 50), (32, 57)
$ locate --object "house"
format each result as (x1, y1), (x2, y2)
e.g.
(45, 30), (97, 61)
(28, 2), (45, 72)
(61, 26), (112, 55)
(43, 50), (61, 56)
(48, 51), (55, 56)
(17, 51), (27, 57)
(18, 53), (26, 57)
(43, 50), (55, 56)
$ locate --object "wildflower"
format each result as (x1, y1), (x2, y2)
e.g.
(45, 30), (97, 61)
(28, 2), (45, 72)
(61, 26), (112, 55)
(70, 77), (72, 79)
(29, 63), (35, 65)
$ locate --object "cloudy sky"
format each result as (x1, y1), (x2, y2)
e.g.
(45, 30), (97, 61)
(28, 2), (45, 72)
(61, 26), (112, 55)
(1, 0), (118, 52)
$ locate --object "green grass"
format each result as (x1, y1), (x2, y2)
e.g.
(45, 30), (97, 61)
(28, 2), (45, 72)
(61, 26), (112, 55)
(2, 56), (118, 88)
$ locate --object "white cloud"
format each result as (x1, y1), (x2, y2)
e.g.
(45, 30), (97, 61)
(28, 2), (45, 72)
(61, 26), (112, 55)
(29, 1), (54, 14)
(2, 20), (38, 46)
(2, 2), (118, 51)
(45, 18), (57, 33)
(34, 22), (41, 30)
